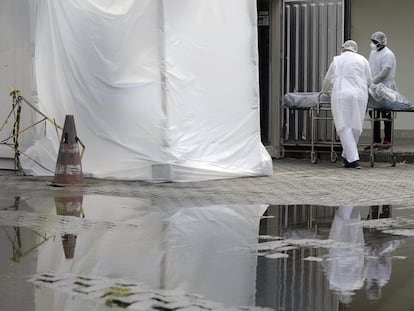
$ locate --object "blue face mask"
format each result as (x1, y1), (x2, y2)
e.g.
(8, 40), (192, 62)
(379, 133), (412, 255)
(370, 42), (377, 50)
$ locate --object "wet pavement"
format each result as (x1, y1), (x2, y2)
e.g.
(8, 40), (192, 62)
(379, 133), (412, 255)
(2, 158), (414, 310)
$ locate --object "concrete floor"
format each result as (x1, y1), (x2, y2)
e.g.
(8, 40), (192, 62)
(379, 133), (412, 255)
(2, 156), (414, 311)
(2, 153), (414, 207)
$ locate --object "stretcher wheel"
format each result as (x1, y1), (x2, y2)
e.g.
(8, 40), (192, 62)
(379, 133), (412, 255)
(369, 154), (375, 167)
(390, 154), (396, 167)
(311, 152), (318, 164)
(330, 152), (338, 163)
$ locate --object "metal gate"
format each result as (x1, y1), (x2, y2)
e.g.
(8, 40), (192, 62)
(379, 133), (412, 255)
(282, 0), (344, 150)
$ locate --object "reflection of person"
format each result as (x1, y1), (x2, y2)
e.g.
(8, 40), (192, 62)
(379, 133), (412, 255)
(365, 237), (402, 301)
(364, 205), (404, 301)
(369, 31), (397, 148)
(366, 205), (391, 220)
(322, 40), (372, 169)
(323, 206), (365, 304)
(323, 205), (404, 304)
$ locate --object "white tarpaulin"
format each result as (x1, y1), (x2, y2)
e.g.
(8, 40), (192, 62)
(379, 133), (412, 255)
(3, 0), (272, 181)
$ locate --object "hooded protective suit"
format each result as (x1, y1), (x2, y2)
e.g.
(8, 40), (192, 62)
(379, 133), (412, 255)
(322, 51), (372, 134)
(369, 32), (396, 89)
(369, 47), (396, 89)
(368, 32), (396, 145)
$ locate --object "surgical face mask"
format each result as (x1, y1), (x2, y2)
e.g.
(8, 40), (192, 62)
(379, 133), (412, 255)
(370, 42), (378, 50)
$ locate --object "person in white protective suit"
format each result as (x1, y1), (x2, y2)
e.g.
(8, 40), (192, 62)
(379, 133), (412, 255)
(322, 40), (372, 169)
(369, 31), (397, 149)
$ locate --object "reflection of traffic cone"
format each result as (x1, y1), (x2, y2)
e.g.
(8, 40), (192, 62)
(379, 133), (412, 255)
(53, 115), (84, 186)
(55, 195), (83, 259)
(61, 234), (77, 259)
(55, 195), (83, 217)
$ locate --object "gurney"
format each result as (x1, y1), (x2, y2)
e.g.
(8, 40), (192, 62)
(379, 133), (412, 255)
(283, 92), (338, 164)
(283, 89), (414, 166)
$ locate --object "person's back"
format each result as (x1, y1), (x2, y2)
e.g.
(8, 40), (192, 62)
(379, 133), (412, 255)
(334, 52), (371, 97)
(322, 40), (372, 169)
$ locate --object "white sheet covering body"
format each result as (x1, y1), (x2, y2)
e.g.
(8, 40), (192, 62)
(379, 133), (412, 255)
(283, 92), (330, 108)
(20, 0), (272, 181)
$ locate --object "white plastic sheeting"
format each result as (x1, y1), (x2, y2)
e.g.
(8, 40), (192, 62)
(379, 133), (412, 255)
(13, 0), (272, 181)
(368, 83), (413, 110)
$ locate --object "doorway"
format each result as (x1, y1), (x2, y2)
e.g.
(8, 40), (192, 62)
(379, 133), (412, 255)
(257, 0), (272, 146)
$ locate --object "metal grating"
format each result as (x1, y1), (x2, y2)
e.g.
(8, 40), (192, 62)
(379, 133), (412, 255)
(282, 0), (344, 145)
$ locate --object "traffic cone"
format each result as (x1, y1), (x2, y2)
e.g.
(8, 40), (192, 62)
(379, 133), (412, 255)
(52, 115), (84, 186)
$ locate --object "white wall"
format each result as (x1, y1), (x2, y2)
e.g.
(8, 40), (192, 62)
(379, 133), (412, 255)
(351, 0), (414, 131)
(0, 0), (37, 163)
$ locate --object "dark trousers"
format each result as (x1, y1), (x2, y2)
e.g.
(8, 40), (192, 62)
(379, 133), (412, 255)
(369, 110), (392, 143)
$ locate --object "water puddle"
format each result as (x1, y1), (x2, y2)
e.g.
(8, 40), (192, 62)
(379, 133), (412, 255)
(1, 197), (414, 310)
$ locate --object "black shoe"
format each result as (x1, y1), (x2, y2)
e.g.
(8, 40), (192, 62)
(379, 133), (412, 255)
(344, 160), (361, 169)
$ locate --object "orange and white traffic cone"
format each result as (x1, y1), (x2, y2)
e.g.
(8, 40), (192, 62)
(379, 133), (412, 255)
(52, 115), (84, 186)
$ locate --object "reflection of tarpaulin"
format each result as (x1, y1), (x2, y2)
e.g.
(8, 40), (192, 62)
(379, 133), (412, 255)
(36, 199), (267, 309)
(55, 196), (83, 259)
(164, 205), (267, 306)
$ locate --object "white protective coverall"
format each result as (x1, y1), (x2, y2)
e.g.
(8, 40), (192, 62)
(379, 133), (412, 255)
(322, 50), (372, 163)
(368, 43), (397, 144)
(369, 46), (396, 90)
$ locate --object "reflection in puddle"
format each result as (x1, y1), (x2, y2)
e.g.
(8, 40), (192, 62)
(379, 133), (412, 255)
(30, 272), (271, 310)
(55, 196), (83, 259)
(256, 205), (410, 311)
(1, 199), (414, 310)
(1, 195), (268, 310)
